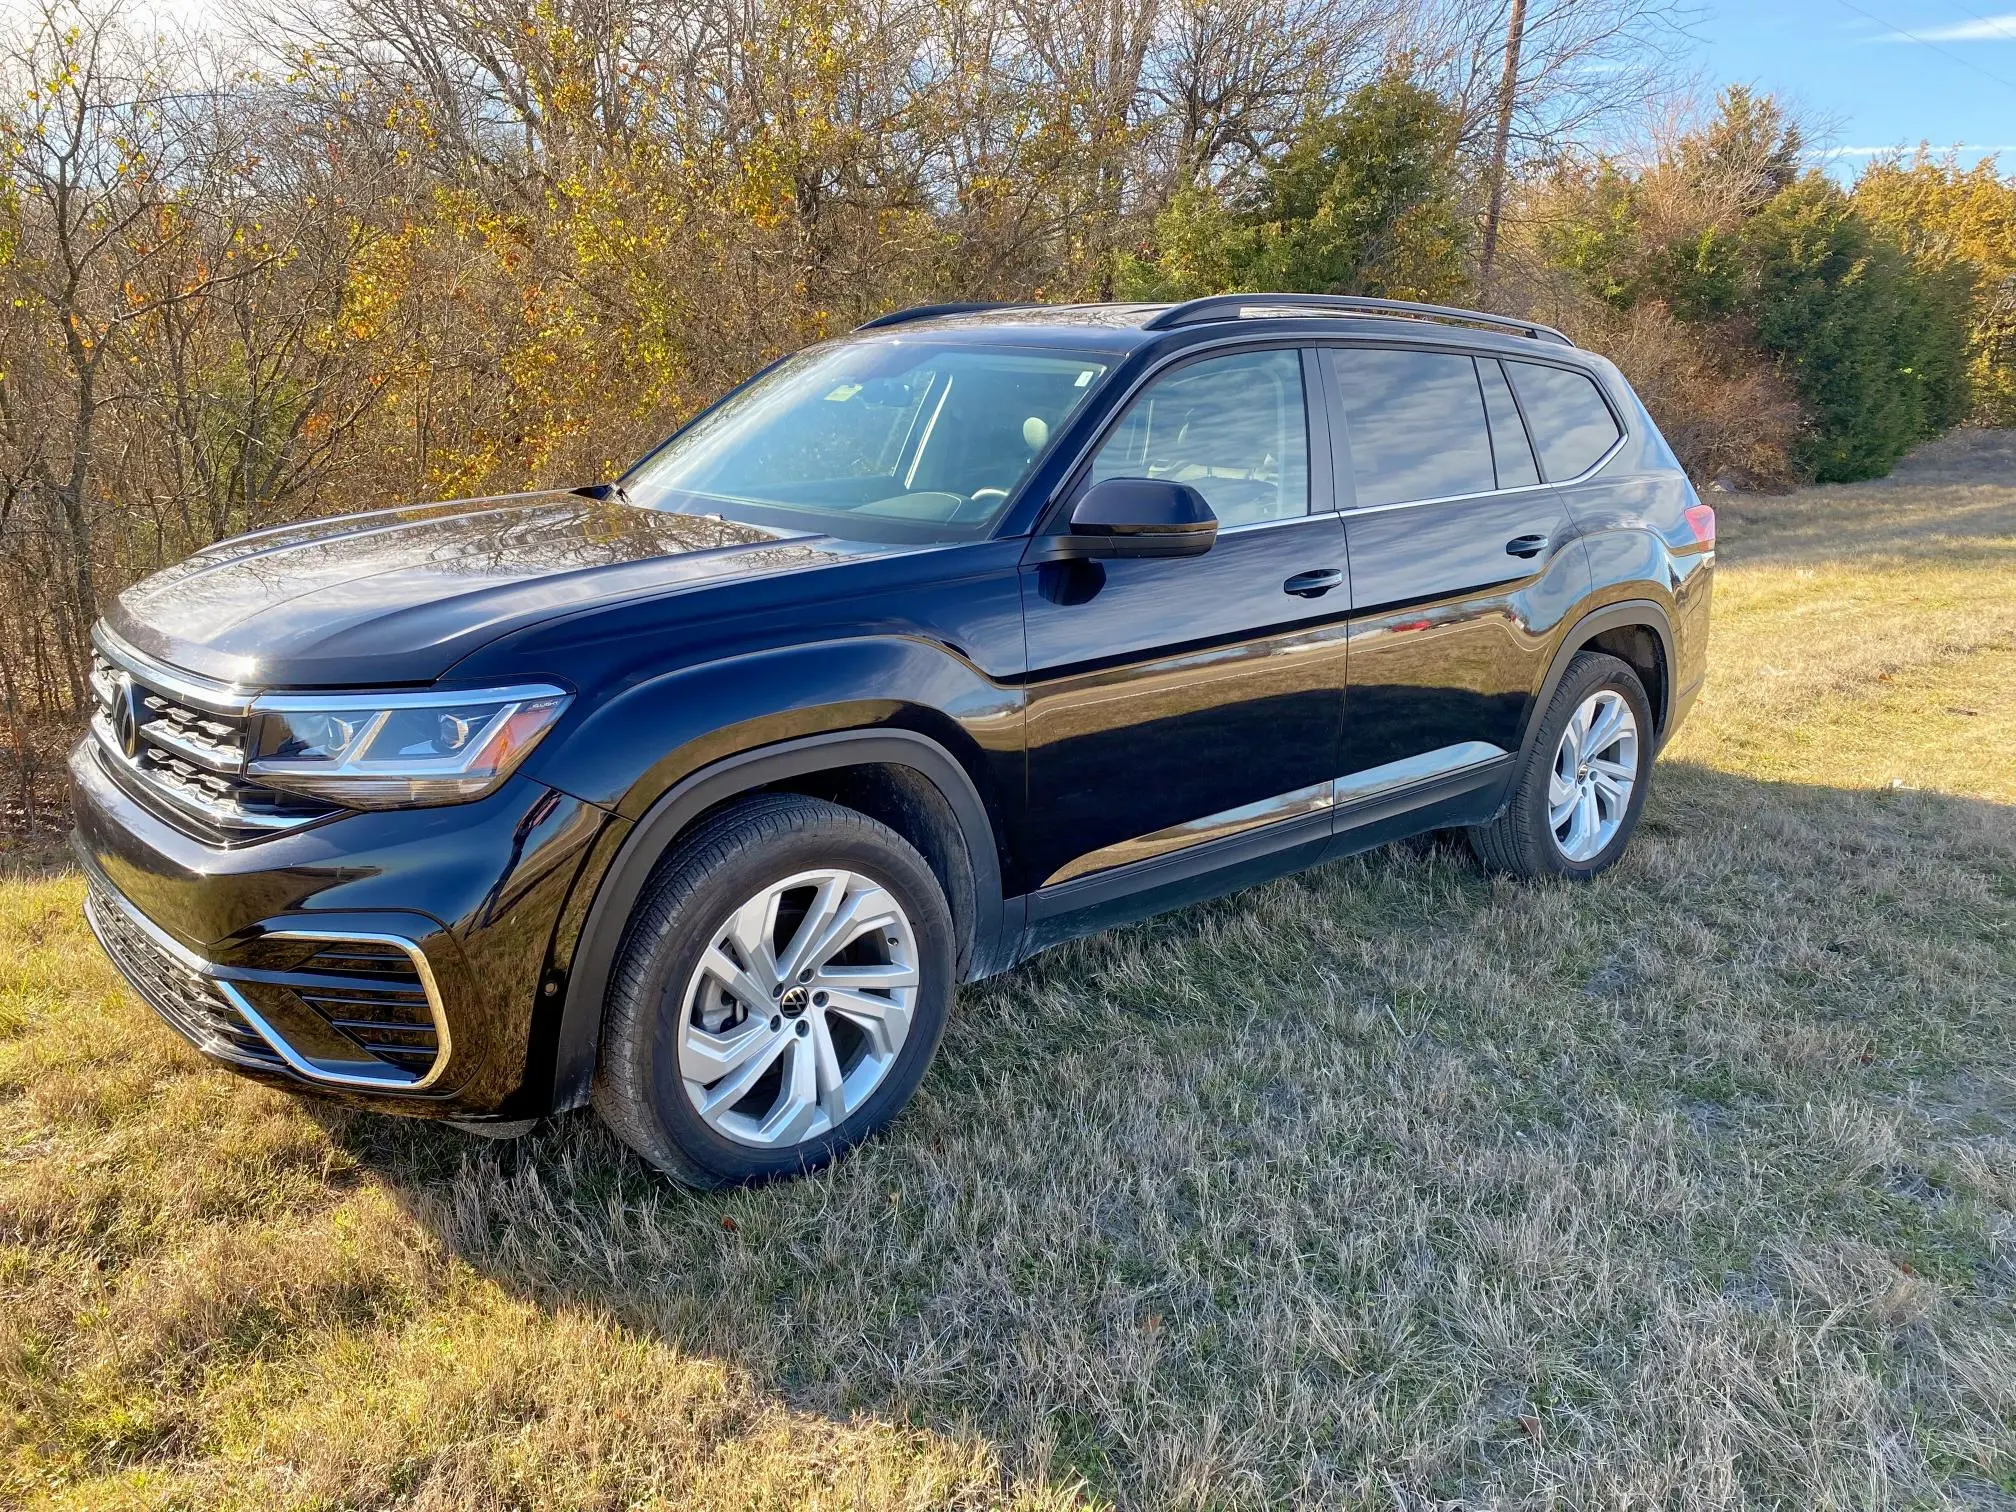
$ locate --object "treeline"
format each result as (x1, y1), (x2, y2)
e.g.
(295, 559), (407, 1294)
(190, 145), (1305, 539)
(0, 0), (2009, 825)
(1123, 80), (2008, 486)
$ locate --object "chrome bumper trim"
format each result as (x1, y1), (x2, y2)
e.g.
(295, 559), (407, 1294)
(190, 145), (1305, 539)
(84, 871), (454, 1093)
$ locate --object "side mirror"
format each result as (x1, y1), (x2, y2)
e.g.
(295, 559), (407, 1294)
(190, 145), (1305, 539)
(1043, 478), (1218, 560)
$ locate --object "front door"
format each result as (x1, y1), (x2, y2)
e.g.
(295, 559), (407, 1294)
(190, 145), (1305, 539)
(1322, 344), (1592, 788)
(1017, 346), (1349, 901)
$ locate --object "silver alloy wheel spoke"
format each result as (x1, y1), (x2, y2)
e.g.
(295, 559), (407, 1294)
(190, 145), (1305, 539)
(726, 892), (783, 984)
(693, 1026), (791, 1116)
(677, 866), (918, 1149)
(1547, 689), (1639, 863)
(819, 961), (920, 991)
(808, 1013), (848, 1125)
(772, 871), (848, 984)
(823, 986), (910, 1057)
(681, 1016), (781, 1083)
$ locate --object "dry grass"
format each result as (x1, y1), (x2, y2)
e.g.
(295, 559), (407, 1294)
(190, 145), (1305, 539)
(5, 431), (2016, 1509)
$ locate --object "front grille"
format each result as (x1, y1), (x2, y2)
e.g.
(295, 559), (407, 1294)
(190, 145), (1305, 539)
(139, 689), (244, 767)
(89, 644), (338, 839)
(84, 877), (282, 1070)
(291, 942), (440, 1077)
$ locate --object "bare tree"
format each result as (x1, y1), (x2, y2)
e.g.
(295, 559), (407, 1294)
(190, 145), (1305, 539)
(1478, 0), (1526, 284)
(0, 4), (281, 687)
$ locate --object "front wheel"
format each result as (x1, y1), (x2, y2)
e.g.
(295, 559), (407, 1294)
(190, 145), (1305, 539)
(1468, 651), (1654, 881)
(592, 793), (955, 1187)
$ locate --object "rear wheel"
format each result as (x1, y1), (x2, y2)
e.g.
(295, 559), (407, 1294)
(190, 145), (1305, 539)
(1469, 651), (1653, 881)
(592, 793), (955, 1187)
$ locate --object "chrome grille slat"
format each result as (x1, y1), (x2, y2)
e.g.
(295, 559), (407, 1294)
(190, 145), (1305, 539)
(139, 694), (244, 770)
(89, 644), (338, 839)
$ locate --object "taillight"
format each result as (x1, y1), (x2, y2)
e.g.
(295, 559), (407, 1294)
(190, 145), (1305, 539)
(1684, 502), (1716, 545)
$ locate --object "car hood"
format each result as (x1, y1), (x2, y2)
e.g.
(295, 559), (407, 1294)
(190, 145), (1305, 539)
(105, 491), (874, 687)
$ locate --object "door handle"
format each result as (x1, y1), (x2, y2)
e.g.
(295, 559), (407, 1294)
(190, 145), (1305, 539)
(1283, 568), (1345, 598)
(1505, 534), (1549, 559)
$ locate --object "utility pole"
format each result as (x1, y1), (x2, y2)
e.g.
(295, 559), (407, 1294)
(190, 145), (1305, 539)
(1479, 0), (1527, 288)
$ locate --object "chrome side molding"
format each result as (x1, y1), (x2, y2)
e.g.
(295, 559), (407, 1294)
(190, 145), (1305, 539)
(1331, 740), (1506, 806)
(1043, 779), (1333, 886)
(1042, 740), (1509, 887)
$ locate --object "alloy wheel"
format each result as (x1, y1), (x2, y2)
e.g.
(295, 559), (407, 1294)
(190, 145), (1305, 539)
(1548, 689), (1639, 863)
(676, 867), (918, 1148)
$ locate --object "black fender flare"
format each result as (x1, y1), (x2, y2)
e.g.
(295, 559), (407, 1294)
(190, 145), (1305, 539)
(546, 728), (1009, 1112)
(1516, 598), (1678, 769)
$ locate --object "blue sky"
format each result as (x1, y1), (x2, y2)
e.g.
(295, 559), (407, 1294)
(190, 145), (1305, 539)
(1691, 0), (2016, 178)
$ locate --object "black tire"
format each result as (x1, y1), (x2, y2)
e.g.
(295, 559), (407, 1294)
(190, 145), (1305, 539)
(591, 793), (956, 1188)
(1468, 651), (1654, 881)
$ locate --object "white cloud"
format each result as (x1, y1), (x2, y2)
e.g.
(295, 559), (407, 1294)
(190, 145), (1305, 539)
(1820, 144), (2016, 156)
(1875, 14), (2016, 42)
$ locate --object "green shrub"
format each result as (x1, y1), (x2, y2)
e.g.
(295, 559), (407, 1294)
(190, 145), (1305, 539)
(1118, 73), (1467, 303)
(1742, 175), (1974, 482)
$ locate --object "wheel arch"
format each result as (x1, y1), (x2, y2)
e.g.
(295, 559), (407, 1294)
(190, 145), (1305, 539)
(544, 728), (1010, 1113)
(1519, 598), (1677, 769)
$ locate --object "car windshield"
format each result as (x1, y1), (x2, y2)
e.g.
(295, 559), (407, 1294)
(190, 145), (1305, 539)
(623, 341), (1112, 542)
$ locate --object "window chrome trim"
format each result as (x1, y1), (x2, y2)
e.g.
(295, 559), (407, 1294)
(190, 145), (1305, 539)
(1041, 741), (1510, 886)
(1216, 510), (1334, 537)
(1320, 338), (1630, 515)
(1332, 430), (1628, 518)
(86, 875), (453, 1092)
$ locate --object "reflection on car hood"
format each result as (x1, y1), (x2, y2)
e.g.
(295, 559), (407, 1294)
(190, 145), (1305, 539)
(105, 491), (876, 687)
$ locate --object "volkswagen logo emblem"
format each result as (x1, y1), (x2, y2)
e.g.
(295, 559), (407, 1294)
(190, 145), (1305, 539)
(111, 674), (146, 760)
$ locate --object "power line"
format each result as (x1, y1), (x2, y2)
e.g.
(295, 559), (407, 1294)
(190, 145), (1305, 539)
(1829, 0), (2016, 95)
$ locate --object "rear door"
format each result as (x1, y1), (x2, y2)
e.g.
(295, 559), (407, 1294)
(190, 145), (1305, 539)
(1323, 345), (1593, 787)
(1017, 346), (1349, 898)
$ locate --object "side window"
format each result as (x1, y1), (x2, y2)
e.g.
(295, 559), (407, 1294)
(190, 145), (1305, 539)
(1087, 349), (1309, 527)
(1328, 348), (1496, 508)
(1504, 360), (1622, 480)
(1478, 358), (1540, 489)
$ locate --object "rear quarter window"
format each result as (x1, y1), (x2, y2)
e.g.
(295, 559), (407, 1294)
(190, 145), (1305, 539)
(1504, 361), (1622, 481)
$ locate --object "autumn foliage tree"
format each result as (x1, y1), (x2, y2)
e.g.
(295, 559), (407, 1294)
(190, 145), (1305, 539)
(0, 0), (2003, 829)
(1853, 153), (2016, 427)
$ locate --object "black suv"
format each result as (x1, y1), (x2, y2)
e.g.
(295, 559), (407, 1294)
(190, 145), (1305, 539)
(72, 294), (1714, 1186)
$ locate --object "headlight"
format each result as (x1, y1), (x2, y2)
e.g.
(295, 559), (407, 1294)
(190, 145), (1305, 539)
(246, 684), (571, 808)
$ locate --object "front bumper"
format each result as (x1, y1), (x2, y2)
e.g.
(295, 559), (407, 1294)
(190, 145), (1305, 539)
(70, 737), (615, 1119)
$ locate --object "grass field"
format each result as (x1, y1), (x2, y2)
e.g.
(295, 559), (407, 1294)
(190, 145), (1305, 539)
(4, 430), (2015, 1509)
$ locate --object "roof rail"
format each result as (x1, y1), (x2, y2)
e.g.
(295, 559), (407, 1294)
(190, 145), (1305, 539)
(854, 301), (1034, 332)
(1141, 293), (1574, 347)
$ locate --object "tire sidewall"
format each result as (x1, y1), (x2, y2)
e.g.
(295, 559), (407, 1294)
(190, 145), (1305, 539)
(625, 818), (954, 1185)
(1527, 655), (1655, 880)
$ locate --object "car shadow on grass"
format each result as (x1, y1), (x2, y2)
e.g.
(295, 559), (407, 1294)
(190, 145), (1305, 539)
(312, 762), (2016, 1507)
